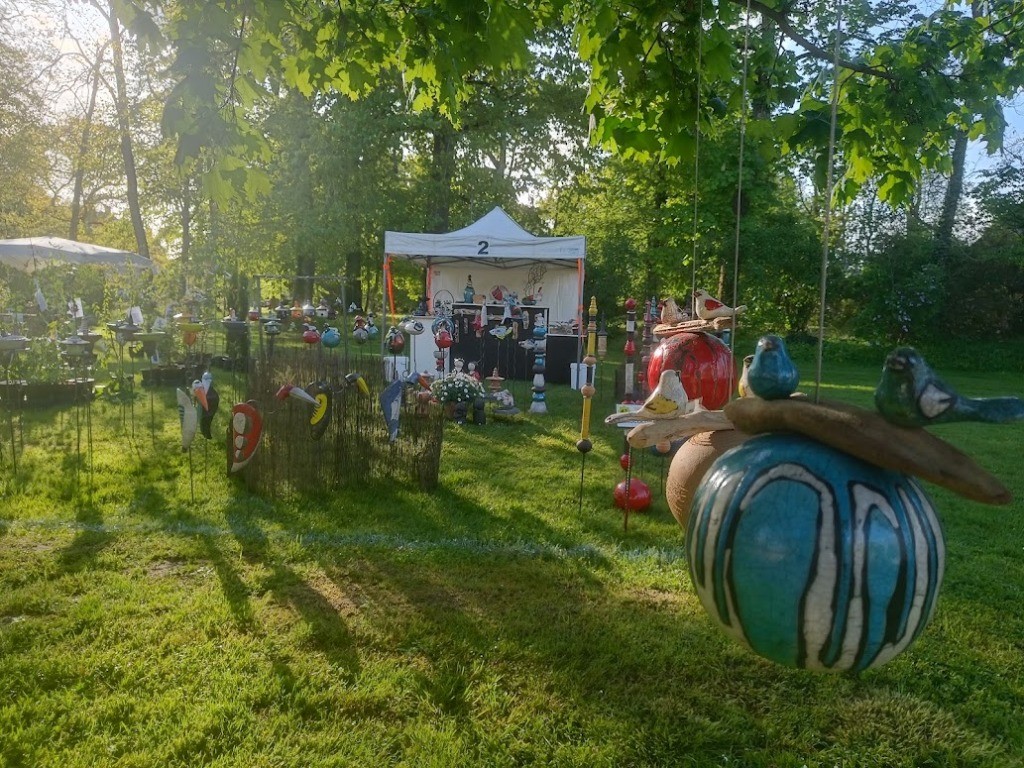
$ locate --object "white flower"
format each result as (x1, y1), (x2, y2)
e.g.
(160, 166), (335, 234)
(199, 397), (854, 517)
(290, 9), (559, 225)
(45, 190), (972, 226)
(430, 371), (485, 403)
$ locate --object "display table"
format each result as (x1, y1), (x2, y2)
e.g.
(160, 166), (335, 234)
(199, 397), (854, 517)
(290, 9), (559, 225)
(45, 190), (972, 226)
(406, 305), (580, 382)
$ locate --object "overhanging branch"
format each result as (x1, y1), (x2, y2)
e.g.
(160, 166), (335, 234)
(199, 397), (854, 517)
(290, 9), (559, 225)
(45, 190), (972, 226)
(736, 0), (894, 81)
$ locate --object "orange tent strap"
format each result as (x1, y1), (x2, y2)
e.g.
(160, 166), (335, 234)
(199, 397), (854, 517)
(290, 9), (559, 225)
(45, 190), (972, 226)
(385, 255), (396, 316)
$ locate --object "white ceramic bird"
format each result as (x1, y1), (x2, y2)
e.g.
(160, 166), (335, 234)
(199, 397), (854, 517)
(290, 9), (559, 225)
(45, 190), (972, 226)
(176, 387), (198, 451)
(636, 370), (689, 419)
(693, 289), (746, 321)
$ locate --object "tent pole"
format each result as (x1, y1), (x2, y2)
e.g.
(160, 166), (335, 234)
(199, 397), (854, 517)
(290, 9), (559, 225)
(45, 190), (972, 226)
(576, 258), (585, 371)
(425, 258), (432, 313)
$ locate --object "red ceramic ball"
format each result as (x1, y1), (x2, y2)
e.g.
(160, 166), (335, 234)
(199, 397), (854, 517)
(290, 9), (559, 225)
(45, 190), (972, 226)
(613, 479), (652, 511)
(302, 328), (320, 344)
(435, 330), (453, 349)
(647, 331), (733, 411)
(619, 453), (631, 470)
(625, 297), (636, 311)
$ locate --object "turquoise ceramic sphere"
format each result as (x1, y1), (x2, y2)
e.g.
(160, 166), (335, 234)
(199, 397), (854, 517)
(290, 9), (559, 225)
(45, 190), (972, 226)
(686, 433), (945, 672)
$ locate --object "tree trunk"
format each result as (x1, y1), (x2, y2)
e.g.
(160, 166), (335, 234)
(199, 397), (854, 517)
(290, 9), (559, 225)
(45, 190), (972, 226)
(646, 166), (667, 300)
(180, 183), (192, 262)
(935, 129), (968, 262)
(427, 116), (456, 233)
(70, 45), (106, 241)
(345, 250), (363, 311)
(106, 3), (149, 257)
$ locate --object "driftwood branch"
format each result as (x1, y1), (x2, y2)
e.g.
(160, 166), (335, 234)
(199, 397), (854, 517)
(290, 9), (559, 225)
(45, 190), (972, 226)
(724, 397), (1011, 505)
(623, 410), (735, 449)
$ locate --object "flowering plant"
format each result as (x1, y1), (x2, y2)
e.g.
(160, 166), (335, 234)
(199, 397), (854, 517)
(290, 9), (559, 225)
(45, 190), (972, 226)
(430, 371), (485, 403)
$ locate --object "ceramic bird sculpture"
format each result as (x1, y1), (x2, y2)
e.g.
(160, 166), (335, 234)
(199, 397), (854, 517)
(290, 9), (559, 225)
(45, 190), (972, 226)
(198, 371), (220, 440)
(176, 387), (199, 451)
(875, 346), (1024, 428)
(746, 335), (799, 400)
(190, 379), (208, 412)
(344, 372), (370, 396)
(660, 297), (687, 325)
(635, 369), (689, 419)
(276, 383), (319, 407)
(489, 325), (513, 340)
(379, 378), (403, 442)
(738, 354), (756, 398)
(693, 289), (747, 321)
(400, 319), (425, 336)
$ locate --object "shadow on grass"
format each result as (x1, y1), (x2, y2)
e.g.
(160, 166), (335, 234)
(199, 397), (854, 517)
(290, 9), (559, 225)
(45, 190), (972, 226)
(55, 448), (111, 572)
(222, 497), (361, 675)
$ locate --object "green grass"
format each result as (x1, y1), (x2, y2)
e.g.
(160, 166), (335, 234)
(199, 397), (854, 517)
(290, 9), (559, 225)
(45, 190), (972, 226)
(0, 357), (1022, 767)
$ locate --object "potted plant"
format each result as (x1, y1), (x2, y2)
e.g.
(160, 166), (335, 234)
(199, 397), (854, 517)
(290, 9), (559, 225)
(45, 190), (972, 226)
(430, 371), (486, 417)
(18, 336), (93, 407)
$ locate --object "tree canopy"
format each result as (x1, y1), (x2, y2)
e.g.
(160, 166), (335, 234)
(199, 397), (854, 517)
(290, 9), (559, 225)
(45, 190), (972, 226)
(120, 0), (1024, 206)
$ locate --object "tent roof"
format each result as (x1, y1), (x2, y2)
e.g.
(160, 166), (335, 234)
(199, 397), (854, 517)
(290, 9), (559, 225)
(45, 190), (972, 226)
(0, 236), (155, 273)
(384, 207), (584, 269)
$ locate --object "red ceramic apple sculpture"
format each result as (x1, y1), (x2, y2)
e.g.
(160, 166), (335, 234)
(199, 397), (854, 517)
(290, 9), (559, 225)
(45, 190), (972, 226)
(647, 331), (733, 411)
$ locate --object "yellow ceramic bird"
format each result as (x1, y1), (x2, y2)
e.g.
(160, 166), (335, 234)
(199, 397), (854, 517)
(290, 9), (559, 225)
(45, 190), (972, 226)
(637, 370), (689, 418)
(738, 354), (756, 398)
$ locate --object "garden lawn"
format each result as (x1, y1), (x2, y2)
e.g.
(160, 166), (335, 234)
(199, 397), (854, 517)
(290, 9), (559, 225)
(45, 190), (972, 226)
(0, 358), (1022, 767)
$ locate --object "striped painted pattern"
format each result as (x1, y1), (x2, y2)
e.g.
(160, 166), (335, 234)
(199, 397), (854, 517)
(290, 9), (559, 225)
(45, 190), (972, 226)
(686, 433), (945, 672)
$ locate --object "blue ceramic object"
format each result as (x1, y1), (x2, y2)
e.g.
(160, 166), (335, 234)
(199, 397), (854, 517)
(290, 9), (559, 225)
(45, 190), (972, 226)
(321, 327), (341, 348)
(746, 334), (799, 400)
(875, 346), (1024, 427)
(686, 433), (944, 672)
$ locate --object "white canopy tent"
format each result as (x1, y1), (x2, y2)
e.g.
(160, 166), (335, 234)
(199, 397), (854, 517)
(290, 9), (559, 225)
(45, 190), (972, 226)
(0, 236), (155, 273)
(383, 206), (586, 379)
(383, 206), (585, 319)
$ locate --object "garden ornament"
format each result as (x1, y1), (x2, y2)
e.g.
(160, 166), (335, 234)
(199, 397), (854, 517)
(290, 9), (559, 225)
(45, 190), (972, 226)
(692, 288), (747, 321)
(746, 335), (799, 401)
(875, 347), (1024, 427)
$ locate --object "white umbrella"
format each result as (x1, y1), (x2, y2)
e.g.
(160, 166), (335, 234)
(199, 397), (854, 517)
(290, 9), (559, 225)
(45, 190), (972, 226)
(0, 236), (155, 273)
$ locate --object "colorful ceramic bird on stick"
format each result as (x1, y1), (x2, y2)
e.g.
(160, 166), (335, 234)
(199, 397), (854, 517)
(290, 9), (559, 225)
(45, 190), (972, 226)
(276, 383), (319, 407)
(344, 372), (370, 396)
(746, 335), (799, 400)
(176, 387), (199, 451)
(875, 347), (1024, 427)
(229, 401), (262, 473)
(380, 378), (403, 442)
(198, 371), (220, 439)
(306, 382), (333, 440)
(693, 289), (747, 321)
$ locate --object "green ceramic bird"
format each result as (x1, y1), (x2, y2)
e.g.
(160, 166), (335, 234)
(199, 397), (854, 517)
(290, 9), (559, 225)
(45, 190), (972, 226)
(874, 347), (1024, 427)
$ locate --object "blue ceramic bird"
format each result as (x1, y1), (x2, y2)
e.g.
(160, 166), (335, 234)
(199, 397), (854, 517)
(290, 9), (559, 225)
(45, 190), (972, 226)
(874, 346), (1024, 428)
(746, 334), (799, 400)
(379, 378), (403, 442)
